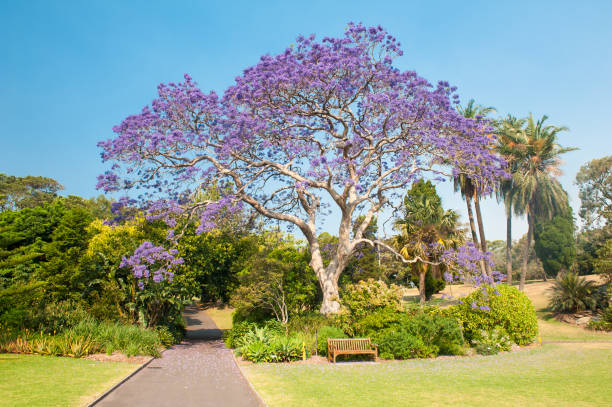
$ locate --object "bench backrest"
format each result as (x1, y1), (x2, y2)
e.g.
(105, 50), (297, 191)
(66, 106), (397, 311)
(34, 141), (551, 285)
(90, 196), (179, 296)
(328, 338), (372, 351)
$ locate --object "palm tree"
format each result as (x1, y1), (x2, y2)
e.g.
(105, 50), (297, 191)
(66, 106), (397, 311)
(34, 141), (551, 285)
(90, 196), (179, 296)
(495, 115), (527, 286)
(456, 99), (496, 275)
(505, 114), (577, 290)
(395, 181), (464, 304)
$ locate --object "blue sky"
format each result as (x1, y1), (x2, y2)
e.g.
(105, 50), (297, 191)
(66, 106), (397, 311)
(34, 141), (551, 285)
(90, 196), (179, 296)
(1, 0), (611, 241)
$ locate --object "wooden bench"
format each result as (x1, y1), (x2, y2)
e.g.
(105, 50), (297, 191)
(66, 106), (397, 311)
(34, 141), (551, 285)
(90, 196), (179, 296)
(327, 338), (378, 363)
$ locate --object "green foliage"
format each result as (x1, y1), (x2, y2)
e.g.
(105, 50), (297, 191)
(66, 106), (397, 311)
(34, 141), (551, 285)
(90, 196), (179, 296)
(231, 323), (304, 363)
(473, 328), (511, 355)
(177, 228), (256, 303)
(375, 330), (435, 359)
(409, 270), (446, 300)
(241, 340), (273, 362)
(0, 174), (63, 212)
(576, 155), (612, 226)
(394, 180), (463, 303)
(338, 279), (402, 336)
(230, 232), (319, 324)
(372, 312), (465, 359)
(448, 284), (538, 345)
(0, 319), (164, 357)
(534, 212), (576, 277)
(549, 272), (597, 313)
(594, 238), (612, 283)
(316, 325), (347, 356)
(67, 319), (162, 357)
(223, 320), (258, 348)
(575, 227), (611, 275)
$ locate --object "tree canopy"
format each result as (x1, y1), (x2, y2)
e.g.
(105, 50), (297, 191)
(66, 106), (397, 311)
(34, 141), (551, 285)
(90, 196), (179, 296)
(97, 23), (505, 313)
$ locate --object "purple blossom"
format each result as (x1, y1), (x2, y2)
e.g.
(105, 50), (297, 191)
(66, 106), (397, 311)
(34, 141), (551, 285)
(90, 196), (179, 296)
(120, 241), (183, 289)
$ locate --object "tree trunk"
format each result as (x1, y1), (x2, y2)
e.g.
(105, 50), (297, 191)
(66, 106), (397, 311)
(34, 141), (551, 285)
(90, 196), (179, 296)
(419, 267), (426, 305)
(319, 271), (340, 314)
(473, 193), (490, 275)
(465, 195), (486, 275)
(520, 212), (533, 291)
(506, 202), (513, 286)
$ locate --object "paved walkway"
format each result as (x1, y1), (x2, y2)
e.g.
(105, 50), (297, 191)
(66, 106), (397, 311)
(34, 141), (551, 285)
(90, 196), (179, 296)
(96, 305), (263, 407)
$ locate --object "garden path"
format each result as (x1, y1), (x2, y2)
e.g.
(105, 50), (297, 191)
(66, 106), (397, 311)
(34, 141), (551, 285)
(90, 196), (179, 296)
(94, 305), (264, 407)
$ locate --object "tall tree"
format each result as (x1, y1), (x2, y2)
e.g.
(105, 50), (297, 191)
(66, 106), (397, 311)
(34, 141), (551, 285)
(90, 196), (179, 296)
(575, 155), (612, 228)
(496, 115), (527, 285)
(534, 210), (576, 278)
(0, 174), (64, 211)
(505, 114), (577, 290)
(455, 100), (496, 275)
(395, 180), (464, 304)
(97, 24), (504, 314)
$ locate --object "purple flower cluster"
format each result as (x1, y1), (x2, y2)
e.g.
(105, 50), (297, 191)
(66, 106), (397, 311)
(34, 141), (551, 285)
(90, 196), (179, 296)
(120, 241), (184, 289)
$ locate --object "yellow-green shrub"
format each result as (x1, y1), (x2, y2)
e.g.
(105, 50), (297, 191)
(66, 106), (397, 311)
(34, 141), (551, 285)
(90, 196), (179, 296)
(447, 284), (537, 346)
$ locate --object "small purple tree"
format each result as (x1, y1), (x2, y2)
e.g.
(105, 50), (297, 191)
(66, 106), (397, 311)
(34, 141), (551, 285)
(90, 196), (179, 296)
(98, 23), (505, 314)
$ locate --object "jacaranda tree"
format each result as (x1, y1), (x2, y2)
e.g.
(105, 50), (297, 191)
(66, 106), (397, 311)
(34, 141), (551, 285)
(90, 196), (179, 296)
(97, 23), (505, 314)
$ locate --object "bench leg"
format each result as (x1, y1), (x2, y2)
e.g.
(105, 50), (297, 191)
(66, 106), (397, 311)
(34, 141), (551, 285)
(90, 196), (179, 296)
(333, 353), (337, 363)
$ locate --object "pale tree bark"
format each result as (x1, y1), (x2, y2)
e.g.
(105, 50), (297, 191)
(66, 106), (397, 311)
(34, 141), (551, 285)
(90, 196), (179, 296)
(520, 212), (534, 291)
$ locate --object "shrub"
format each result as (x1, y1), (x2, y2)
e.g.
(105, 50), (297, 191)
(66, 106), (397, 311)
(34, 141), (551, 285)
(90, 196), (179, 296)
(350, 306), (406, 336)
(338, 279), (402, 336)
(473, 329), (511, 355)
(549, 272), (597, 313)
(588, 285), (612, 331)
(241, 340), (272, 362)
(374, 330), (435, 359)
(316, 325), (347, 356)
(67, 320), (161, 356)
(270, 336), (303, 362)
(371, 312), (464, 358)
(223, 321), (257, 348)
(447, 284), (537, 345)
(407, 313), (465, 356)
(287, 312), (331, 335)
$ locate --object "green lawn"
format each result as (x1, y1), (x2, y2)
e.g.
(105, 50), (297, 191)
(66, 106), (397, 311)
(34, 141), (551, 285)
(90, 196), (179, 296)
(204, 305), (234, 330)
(0, 354), (139, 407)
(242, 343), (612, 407)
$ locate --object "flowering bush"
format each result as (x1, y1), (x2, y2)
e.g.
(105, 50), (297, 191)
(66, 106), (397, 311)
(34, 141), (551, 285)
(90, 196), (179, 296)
(473, 329), (511, 355)
(447, 284), (538, 345)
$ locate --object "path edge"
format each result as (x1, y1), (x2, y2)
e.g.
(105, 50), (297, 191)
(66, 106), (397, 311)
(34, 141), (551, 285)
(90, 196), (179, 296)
(87, 355), (156, 407)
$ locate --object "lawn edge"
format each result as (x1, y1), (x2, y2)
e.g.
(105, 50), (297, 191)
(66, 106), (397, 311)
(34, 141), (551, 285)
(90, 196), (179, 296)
(231, 345), (269, 406)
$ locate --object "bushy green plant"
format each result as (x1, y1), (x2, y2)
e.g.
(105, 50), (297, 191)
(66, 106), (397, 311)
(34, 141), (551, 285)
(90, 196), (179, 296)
(241, 340), (272, 362)
(447, 284), (537, 346)
(287, 312), (331, 335)
(338, 279), (402, 335)
(270, 336), (303, 362)
(316, 325), (347, 356)
(370, 312), (464, 358)
(67, 320), (161, 356)
(375, 330), (435, 359)
(223, 320), (257, 348)
(473, 329), (511, 355)
(549, 272), (597, 313)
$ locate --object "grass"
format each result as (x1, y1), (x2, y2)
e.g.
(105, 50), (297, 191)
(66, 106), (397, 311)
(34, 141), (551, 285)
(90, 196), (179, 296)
(203, 305), (234, 330)
(243, 343), (612, 407)
(239, 276), (611, 406)
(0, 353), (139, 407)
